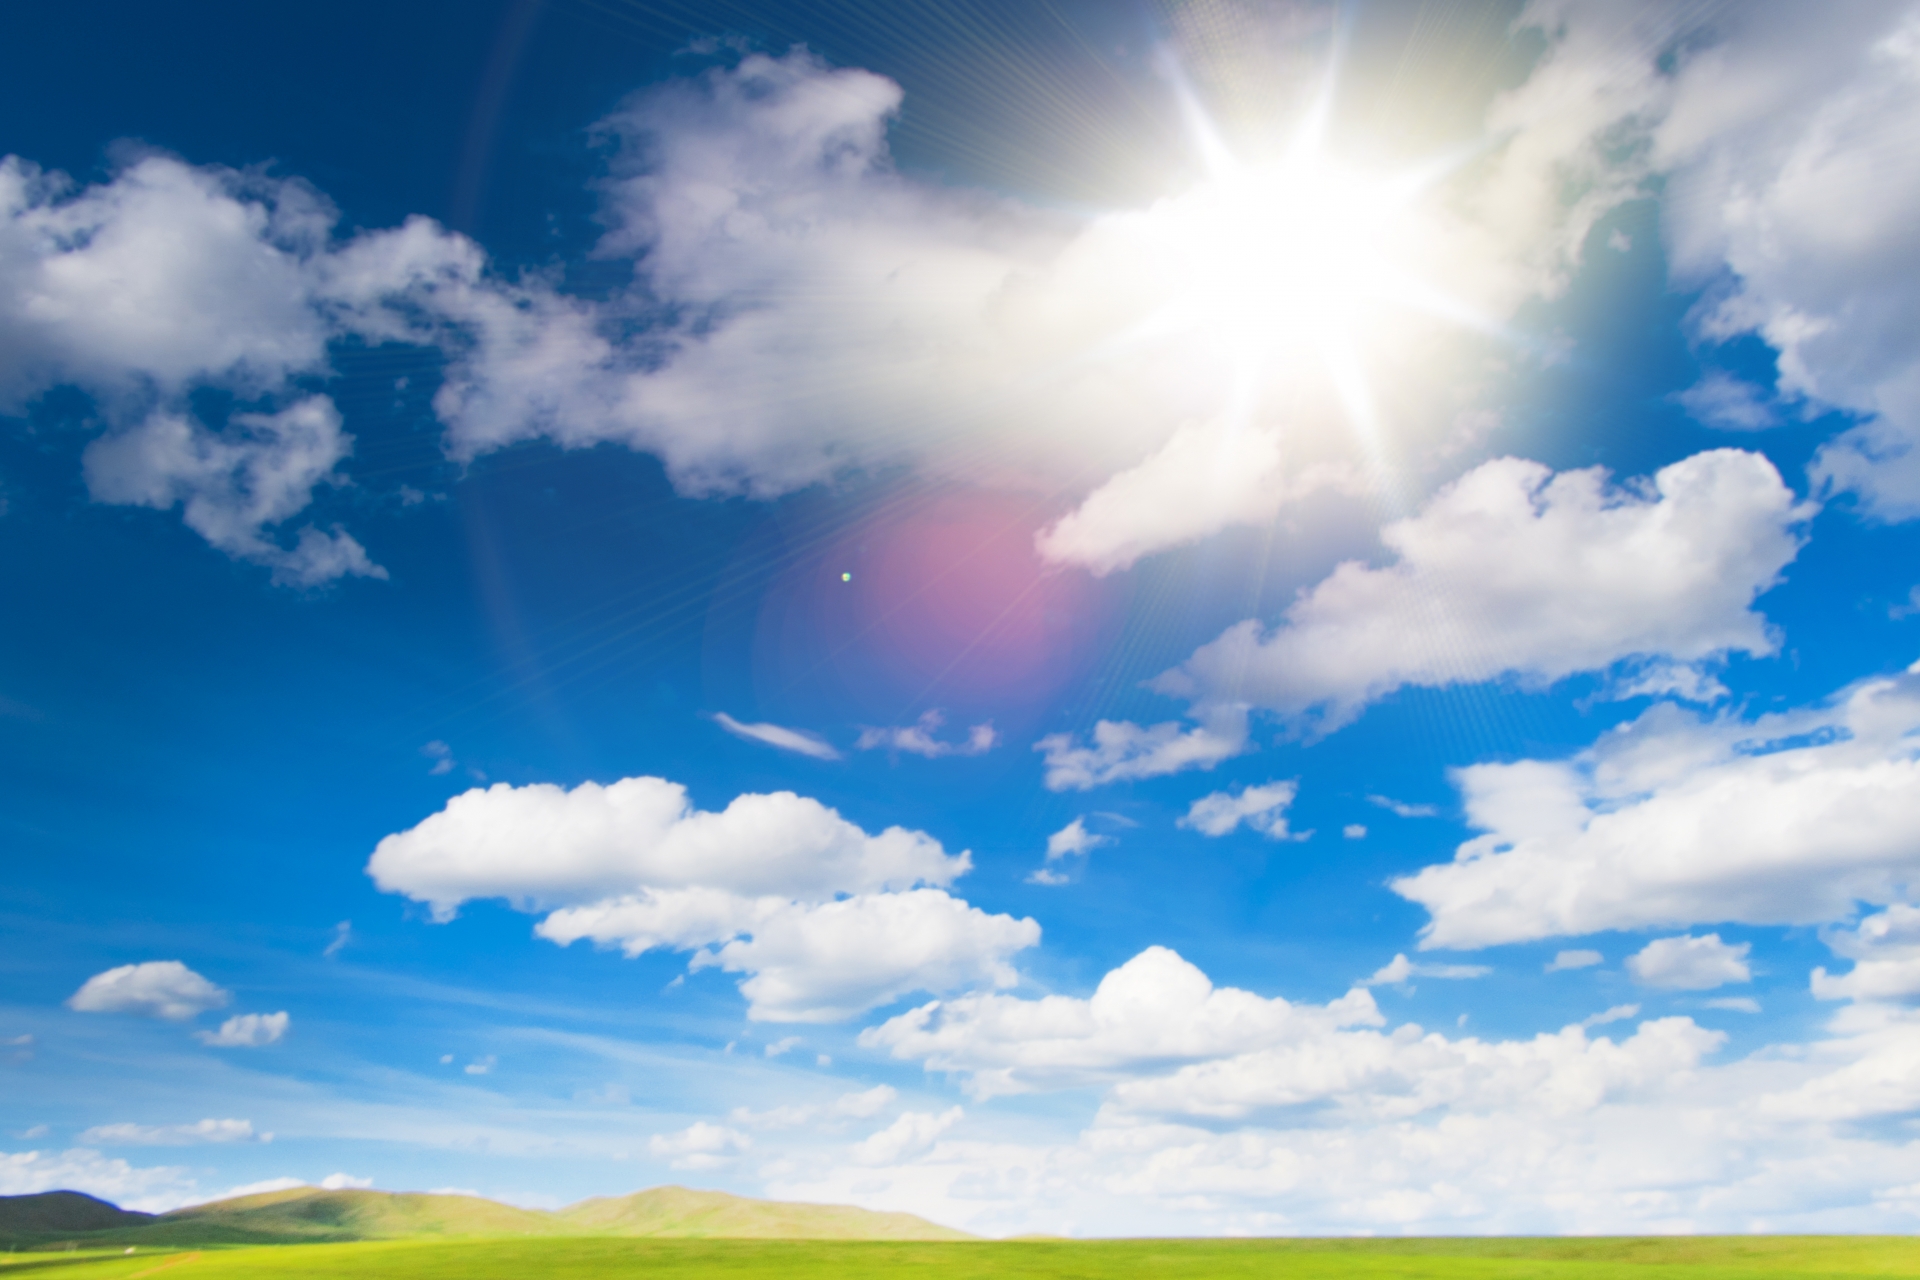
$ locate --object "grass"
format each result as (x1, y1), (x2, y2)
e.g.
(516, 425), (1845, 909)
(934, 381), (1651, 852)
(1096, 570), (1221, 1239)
(1, 1235), (1915, 1280)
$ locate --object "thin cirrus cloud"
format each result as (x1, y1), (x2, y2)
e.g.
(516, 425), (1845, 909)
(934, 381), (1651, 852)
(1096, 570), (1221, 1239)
(77, 1119), (267, 1146)
(711, 712), (841, 761)
(367, 775), (1037, 1022)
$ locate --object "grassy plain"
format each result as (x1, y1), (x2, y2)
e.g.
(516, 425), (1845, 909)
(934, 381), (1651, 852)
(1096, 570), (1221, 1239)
(3, 1235), (1916, 1280)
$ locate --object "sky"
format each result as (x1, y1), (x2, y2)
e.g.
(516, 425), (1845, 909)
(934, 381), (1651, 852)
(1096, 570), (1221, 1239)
(5, 0), (1920, 1238)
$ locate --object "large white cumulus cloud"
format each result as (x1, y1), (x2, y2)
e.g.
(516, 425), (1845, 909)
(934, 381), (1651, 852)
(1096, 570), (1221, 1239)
(369, 777), (1035, 1022)
(1394, 661), (1920, 949)
(1153, 448), (1806, 735)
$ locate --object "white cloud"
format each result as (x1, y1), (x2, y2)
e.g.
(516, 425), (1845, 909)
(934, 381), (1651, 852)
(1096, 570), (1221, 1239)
(1154, 450), (1809, 735)
(764, 1036), (802, 1059)
(195, 1012), (289, 1048)
(1627, 935), (1752, 991)
(0, 1148), (196, 1214)
(1343, 824), (1367, 839)
(1704, 997), (1762, 1013)
(68, 961), (229, 1021)
(683, 890), (1040, 1023)
(1813, 904), (1920, 1002)
(849, 1107), (963, 1165)
(862, 946), (1384, 1099)
(649, 1122), (749, 1171)
(856, 710), (997, 759)
(1034, 708), (1248, 791)
(1045, 818), (1109, 860)
(1026, 818), (1110, 887)
(464, 1056), (496, 1076)
(1368, 795), (1439, 818)
(713, 712), (841, 761)
(1178, 780), (1300, 839)
(82, 397), (383, 585)
(1394, 662), (1920, 948)
(368, 776), (967, 920)
(323, 920), (351, 959)
(1547, 949), (1604, 972)
(319, 1172), (374, 1191)
(0, 153), (482, 582)
(1034, 419), (1357, 576)
(1360, 954), (1491, 986)
(215, 1177), (307, 1200)
(78, 1119), (266, 1146)
(1581, 1004), (1641, 1028)
(1676, 371), (1779, 431)
(422, 742), (454, 776)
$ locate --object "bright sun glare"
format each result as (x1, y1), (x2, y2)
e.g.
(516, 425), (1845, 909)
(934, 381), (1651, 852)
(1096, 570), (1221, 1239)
(1164, 156), (1412, 358)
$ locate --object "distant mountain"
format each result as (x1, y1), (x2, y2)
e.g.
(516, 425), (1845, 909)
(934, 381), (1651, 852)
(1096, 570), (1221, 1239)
(0, 1185), (970, 1249)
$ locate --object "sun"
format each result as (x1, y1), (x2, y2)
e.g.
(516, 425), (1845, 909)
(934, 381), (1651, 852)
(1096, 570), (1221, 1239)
(1157, 155), (1415, 361)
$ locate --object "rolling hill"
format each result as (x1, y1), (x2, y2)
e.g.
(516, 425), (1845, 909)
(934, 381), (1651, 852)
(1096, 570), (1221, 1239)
(0, 1185), (969, 1250)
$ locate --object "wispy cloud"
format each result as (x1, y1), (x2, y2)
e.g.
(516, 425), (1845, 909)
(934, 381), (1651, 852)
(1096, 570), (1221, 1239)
(856, 710), (997, 758)
(712, 712), (840, 761)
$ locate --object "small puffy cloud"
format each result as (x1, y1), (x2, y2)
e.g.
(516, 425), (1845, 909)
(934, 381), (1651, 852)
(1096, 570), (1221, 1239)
(319, 1173), (374, 1191)
(649, 1123), (749, 1171)
(684, 890), (1039, 1023)
(764, 1036), (802, 1059)
(82, 397), (383, 586)
(1154, 450), (1808, 736)
(195, 1012), (288, 1048)
(856, 710), (997, 758)
(849, 1107), (962, 1165)
(1627, 935), (1752, 991)
(1813, 904), (1920, 1002)
(464, 1056), (496, 1076)
(78, 1119), (266, 1146)
(1394, 664), (1920, 948)
(68, 961), (229, 1021)
(1343, 824), (1367, 840)
(368, 776), (966, 920)
(1046, 818), (1109, 859)
(1026, 818), (1110, 886)
(1034, 708), (1248, 792)
(1547, 949), (1604, 973)
(1368, 795), (1439, 818)
(713, 712), (841, 761)
(1360, 954), (1491, 986)
(1704, 997), (1761, 1013)
(1675, 371), (1779, 431)
(1177, 780), (1300, 839)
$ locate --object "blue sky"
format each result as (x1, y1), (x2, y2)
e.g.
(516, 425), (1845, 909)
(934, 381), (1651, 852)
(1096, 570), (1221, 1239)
(7, 0), (1920, 1237)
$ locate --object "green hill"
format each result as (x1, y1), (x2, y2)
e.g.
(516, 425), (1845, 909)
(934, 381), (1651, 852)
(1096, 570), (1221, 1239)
(556, 1186), (971, 1240)
(0, 1185), (968, 1250)
(0, 1190), (153, 1238)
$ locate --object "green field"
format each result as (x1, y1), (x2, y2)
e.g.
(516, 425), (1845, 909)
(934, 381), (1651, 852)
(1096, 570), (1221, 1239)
(3, 1235), (1916, 1280)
